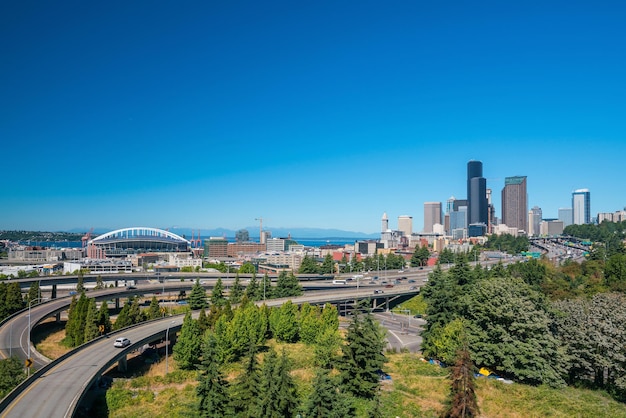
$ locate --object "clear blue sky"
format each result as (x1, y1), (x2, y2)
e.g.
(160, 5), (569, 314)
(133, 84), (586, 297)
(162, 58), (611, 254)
(2, 1), (625, 235)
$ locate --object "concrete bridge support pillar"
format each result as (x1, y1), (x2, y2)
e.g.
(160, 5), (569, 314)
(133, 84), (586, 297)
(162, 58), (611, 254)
(51, 284), (57, 299)
(117, 355), (127, 372)
(386, 296), (390, 312)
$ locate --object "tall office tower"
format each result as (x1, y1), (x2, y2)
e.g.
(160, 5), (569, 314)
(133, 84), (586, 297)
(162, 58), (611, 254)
(398, 215), (413, 237)
(501, 176), (528, 233)
(467, 160), (488, 226)
(528, 206), (542, 236)
(381, 212), (389, 232)
(572, 189), (591, 224)
(423, 202), (442, 233)
(558, 208), (573, 227)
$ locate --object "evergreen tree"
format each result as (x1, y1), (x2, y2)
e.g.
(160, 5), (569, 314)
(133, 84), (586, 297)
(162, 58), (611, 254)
(26, 281), (40, 305)
(260, 274), (273, 300)
(298, 254), (320, 274)
(259, 348), (298, 417)
(438, 248), (455, 265)
(127, 296), (145, 324)
(442, 347), (480, 418)
(147, 296), (161, 320)
(269, 301), (299, 343)
(5, 282), (25, 314)
(65, 292), (89, 346)
(84, 298), (99, 342)
(173, 311), (203, 370)
(230, 274), (244, 304)
(0, 356), (26, 399)
(230, 345), (262, 417)
(211, 278), (226, 307)
(197, 308), (210, 334)
(197, 333), (231, 417)
(321, 254), (335, 275)
(0, 282), (8, 319)
(305, 368), (354, 417)
(76, 271), (85, 293)
(339, 307), (386, 399)
(94, 275), (104, 290)
(97, 301), (112, 334)
(274, 271), (302, 298)
(244, 273), (260, 301)
(314, 327), (342, 369)
(113, 299), (134, 330)
(190, 279), (209, 310)
(367, 387), (384, 418)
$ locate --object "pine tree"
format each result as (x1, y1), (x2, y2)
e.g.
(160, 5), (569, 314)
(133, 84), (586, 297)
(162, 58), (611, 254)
(244, 273), (260, 301)
(113, 300), (133, 330)
(211, 278), (226, 307)
(274, 271), (302, 298)
(190, 279), (209, 310)
(442, 347), (480, 418)
(230, 344), (262, 417)
(0, 282), (8, 319)
(197, 333), (231, 417)
(230, 274), (244, 304)
(305, 368), (354, 417)
(83, 298), (99, 342)
(97, 301), (112, 334)
(339, 307), (386, 399)
(76, 271), (85, 293)
(94, 275), (104, 290)
(258, 348), (298, 417)
(173, 311), (202, 370)
(321, 254), (335, 274)
(147, 296), (161, 320)
(197, 308), (210, 333)
(260, 274), (273, 300)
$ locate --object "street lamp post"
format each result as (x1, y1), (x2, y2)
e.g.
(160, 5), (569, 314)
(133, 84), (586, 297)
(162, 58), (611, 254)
(27, 297), (48, 376)
(165, 320), (175, 375)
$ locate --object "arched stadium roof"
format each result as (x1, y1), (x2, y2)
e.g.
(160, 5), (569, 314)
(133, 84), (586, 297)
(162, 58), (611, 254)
(90, 227), (191, 245)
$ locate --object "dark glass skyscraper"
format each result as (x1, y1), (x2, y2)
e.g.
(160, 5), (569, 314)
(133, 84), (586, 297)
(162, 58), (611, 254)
(467, 160), (488, 227)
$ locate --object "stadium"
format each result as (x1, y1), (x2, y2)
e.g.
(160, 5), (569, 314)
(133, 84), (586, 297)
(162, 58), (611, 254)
(87, 227), (191, 258)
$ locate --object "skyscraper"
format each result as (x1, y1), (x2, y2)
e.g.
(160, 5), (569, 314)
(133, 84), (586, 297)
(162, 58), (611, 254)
(467, 160), (488, 235)
(423, 202), (442, 233)
(558, 208), (573, 227)
(528, 206), (542, 236)
(572, 189), (591, 225)
(398, 215), (413, 237)
(502, 176), (528, 233)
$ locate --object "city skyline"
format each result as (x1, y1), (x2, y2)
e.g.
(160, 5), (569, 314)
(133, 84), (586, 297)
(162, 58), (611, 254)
(2, 2), (625, 234)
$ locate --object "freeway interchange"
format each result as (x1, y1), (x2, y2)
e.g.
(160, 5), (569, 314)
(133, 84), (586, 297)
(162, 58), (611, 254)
(0, 261), (509, 417)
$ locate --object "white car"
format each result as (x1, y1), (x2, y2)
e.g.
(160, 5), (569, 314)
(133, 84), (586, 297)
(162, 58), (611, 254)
(114, 337), (131, 348)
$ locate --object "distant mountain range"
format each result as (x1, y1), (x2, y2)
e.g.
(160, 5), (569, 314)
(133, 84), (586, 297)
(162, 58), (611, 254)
(67, 226), (379, 240)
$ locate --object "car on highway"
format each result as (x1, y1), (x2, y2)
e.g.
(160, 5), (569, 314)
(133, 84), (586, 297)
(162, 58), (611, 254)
(373, 289), (384, 294)
(408, 279), (416, 283)
(385, 284), (394, 288)
(114, 337), (131, 348)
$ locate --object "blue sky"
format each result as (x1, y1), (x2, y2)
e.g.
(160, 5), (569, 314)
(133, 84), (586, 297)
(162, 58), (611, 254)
(2, 1), (625, 235)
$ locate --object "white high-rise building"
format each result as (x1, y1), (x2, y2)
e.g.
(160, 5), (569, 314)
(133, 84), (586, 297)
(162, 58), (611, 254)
(398, 215), (413, 237)
(381, 212), (389, 232)
(528, 206), (542, 237)
(572, 189), (591, 225)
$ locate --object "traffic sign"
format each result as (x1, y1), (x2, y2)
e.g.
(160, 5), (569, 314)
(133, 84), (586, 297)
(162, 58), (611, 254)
(99, 325), (105, 333)
(25, 358), (33, 368)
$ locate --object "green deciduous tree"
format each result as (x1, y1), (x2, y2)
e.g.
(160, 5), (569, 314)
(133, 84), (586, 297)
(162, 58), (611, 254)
(411, 245), (430, 267)
(269, 301), (299, 343)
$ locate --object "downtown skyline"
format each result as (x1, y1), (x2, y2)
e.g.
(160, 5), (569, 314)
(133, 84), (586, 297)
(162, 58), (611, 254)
(2, 1), (625, 234)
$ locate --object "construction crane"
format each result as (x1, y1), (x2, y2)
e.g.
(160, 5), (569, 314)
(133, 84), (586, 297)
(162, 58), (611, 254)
(81, 227), (94, 248)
